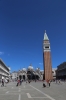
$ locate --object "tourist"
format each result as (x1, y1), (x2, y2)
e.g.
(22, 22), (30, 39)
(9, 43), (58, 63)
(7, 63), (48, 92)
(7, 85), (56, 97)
(1, 79), (4, 87)
(49, 80), (50, 87)
(20, 79), (22, 85)
(26, 80), (28, 84)
(47, 79), (49, 87)
(56, 79), (57, 84)
(59, 79), (61, 84)
(5, 79), (8, 87)
(16, 79), (20, 86)
(43, 80), (46, 87)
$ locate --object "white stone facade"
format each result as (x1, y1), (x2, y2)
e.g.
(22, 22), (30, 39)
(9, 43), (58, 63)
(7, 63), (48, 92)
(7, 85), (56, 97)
(11, 71), (18, 80)
(0, 59), (10, 80)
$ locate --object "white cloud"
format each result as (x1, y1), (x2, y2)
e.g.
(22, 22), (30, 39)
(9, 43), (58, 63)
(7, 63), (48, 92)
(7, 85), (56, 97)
(0, 52), (4, 55)
(39, 63), (43, 65)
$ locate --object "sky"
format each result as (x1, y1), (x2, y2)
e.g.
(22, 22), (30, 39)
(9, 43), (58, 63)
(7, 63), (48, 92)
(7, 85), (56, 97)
(0, 0), (66, 72)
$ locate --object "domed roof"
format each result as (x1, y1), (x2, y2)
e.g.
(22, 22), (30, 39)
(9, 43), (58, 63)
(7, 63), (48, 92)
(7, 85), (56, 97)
(28, 64), (33, 70)
(36, 68), (39, 70)
(22, 68), (26, 71)
(36, 68), (40, 70)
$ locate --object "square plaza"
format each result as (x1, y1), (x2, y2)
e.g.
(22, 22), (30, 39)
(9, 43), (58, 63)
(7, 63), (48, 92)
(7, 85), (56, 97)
(0, 81), (66, 100)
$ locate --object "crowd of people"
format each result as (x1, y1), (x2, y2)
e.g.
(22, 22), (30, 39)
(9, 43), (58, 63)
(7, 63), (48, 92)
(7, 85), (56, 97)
(42, 79), (63, 88)
(0, 77), (65, 88)
(16, 79), (23, 86)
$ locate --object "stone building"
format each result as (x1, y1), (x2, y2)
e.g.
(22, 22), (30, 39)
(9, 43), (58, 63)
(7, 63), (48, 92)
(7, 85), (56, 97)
(11, 64), (42, 81)
(18, 68), (27, 80)
(52, 68), (57, 79)
(17, 64), (40, 80)
(27, 65), (40, 80)
(11, 71), (18, 81)
(0, 59), (10, 80)
(56, 62), (66, 80)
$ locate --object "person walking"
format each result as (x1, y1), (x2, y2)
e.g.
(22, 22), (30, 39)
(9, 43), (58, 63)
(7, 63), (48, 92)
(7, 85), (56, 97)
(59, 79), (61, 84)
(20, 79), (22, 85)
(5, 79), (8, 87)
(43, 80), (46, 87)
(49, 80), (50, 87)
(26, 80), (28, 84)
(56, 79), (57, 84)
(1, 79), (4, 87)
(47, 79), (49, 87)
(16, 79), (20, 86)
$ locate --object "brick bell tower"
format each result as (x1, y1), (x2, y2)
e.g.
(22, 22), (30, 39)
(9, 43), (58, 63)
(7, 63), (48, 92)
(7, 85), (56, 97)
(43, 30), (52, 80)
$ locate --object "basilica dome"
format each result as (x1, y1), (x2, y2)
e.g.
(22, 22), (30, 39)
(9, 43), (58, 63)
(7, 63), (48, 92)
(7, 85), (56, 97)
(36, 68), (39, 70)
(36, 68), (40, 70)
(22, 68), (26, 71)
(28, 64), (33, 70)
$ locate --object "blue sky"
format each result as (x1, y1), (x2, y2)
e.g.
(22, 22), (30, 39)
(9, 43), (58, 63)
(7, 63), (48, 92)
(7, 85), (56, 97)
(0, 0), (66, 72)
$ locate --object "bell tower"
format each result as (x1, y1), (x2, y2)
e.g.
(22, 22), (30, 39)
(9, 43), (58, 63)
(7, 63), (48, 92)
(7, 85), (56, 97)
(43, 30), (52, 80)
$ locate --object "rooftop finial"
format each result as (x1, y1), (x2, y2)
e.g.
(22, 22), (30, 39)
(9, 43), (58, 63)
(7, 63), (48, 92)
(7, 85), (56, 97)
(45, 30), (46, 33)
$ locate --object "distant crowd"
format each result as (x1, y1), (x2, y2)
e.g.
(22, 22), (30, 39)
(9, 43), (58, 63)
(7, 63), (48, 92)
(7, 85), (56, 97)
(0, 78), (66, 87)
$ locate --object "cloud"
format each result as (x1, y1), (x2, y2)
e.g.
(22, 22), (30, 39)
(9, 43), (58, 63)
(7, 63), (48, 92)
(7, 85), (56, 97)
(0, 52), (4, 55)
(39, 63), (43, 65)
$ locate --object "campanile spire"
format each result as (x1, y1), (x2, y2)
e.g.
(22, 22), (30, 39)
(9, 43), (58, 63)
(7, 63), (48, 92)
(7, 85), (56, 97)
(44, 30), (49, 40)
(45, 30), (46, 33)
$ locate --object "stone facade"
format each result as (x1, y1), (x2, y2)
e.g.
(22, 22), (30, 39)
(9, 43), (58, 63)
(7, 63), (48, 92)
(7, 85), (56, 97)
(11, 71), (18, 80)
(0, 59), (10, 80)
(52, 68), (57, 78)
(56, 62), (66, 79)
(11, 65), (43, 81)
(11, 68), (56, 81)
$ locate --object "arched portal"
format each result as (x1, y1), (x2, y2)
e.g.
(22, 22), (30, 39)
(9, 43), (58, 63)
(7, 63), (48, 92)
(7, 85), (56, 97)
(19, 75), (22, 80)
(23, 75), (25, 80)
(27, 71), (32, 80)
(36, 75), (39, 80)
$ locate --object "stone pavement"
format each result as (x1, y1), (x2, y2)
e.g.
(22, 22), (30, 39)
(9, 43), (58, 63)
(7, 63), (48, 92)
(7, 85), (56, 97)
(0, 81), (66, 100)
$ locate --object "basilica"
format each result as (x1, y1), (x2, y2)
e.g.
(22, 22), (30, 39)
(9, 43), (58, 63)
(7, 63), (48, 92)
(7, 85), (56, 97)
(11, 64), (43, 81)
(11, 64), (56, 81)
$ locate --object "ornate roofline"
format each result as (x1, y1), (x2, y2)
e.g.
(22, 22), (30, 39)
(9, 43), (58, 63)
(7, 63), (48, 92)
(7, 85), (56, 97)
(0, 58), (9, 71)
